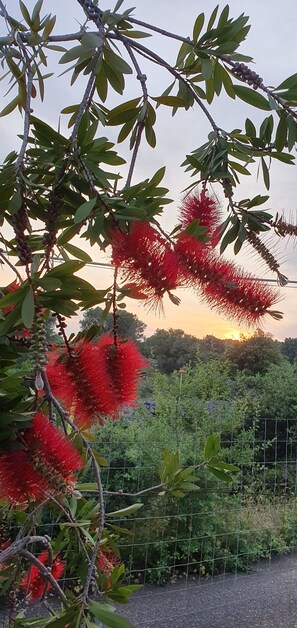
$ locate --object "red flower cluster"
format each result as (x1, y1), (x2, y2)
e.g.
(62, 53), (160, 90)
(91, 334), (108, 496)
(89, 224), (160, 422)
(110, 192), (280, 325)
(175, 233), (279, 325)
(179, 190), (220, 245)
(0, 412), (83, 505)
(46, 335), (147, 427)
(97, 548), (120, 589)
(20, 550), (65, 599)
(112, 222), (180, 310)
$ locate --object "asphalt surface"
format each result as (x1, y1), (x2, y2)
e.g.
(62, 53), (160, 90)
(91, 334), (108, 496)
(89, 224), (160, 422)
(119, 553), (297, 627)
(2, 553), (297, 626)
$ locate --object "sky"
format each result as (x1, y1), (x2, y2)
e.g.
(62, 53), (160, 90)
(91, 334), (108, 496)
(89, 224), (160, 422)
(1, 1), (297, 340)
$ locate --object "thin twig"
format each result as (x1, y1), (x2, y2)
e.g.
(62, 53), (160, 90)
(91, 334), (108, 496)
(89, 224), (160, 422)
(121, 40), (148, 187)
(20, 549), (69, 605)
(42, 371), (105, 604)
(0, 249), (23, 282)
(70, 72), (96, 143)
(104, 483), (165, 497)
(0, 535), (50, 564)
(15, 38), (33, 181)
(111, 34), (219, 133)
(127, 16), (190, 44)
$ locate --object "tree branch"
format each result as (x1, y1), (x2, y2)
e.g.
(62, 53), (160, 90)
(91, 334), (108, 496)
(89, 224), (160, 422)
(20, 549), (68, 605)
(0, 535), (50, 564)
(0, 249), (23, 282)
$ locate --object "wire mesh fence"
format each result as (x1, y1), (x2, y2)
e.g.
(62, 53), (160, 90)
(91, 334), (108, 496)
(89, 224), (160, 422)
(1, 413), (297, 625)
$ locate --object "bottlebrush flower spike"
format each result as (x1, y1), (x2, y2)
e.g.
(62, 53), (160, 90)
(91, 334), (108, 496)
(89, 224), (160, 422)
(0, 450), (48, 505)
(111, 222), (180, 310)
(23, 412), (84, 489)
(20, 550), (65, 599)
(97, 548), (120, 589)
(93, 335), (148, 414)
(46, 336), (147, 427)
(175, 234), (281, 326)
(179, 190), (221, 247)
(0, 413), (83, 506)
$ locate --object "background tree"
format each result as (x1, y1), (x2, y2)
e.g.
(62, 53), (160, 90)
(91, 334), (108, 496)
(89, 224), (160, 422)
(281, 337), (297, 364)
(226, 329), (283, 374)
(143, 328), (199, 374)
(80, 306), (146, 343)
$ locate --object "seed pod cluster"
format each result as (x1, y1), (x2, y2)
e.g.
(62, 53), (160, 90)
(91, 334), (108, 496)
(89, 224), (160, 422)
(231, 62), (263, 89)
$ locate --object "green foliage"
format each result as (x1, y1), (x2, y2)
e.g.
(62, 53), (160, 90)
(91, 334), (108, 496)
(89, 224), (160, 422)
(143, 328), (199, 374)
(80, 307), (146, 343)
(226, 329), (283, 374)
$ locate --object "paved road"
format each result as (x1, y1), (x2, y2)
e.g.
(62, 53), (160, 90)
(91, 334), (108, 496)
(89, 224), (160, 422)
(119, 553), (297, 627)
(2, 553), (297, 626)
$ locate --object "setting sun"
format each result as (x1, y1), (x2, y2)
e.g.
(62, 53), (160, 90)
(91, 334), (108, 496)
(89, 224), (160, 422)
(223, 329), (251, 341)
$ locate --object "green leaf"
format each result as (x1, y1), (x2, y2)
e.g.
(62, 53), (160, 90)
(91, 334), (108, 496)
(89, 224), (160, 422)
(193, 14), (205, 43)
(233, 85), (270, 110)
(19, 1), (31, 25)
(152, 96), (186, 107)
(209, 459), (240, 472)
(104, 48), (132, 74)
(204, 433), (220, 459)
(245, 118), (256, 137)
(59, 45), (93, 65)
(277, 72), (297, 91)
(0, 96), (20, 117)
(0, 304), (22, 336)
(202, 58), (213, 81)
(275, 114), (288, 152)
(31, 0), (43, 23)
(208, 466), (233, 482)
(37, 277), (62, 291)
(81, 32), (103, 49)
(8, 191), (22, 215)
(63, 243), (92, 262)
(207, 5), (219, 31)
(220, 221), (239, 253)
(261, 157), (270, 190)
(46, 260), (85, 278)
(106, 503), (143, 518)
(74, 197), (97, 224)
(89, 602), (133, 628)
(108, 98), (141, 123)
(21, 287), (34, 329)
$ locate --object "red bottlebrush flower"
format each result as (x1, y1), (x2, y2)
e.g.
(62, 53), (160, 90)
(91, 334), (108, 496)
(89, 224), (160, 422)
(112, 222), (180, 310)
(175, 234), (280, 326)
(23, 412), (83, 488)
(97, 549), (120, 589)
(20, 550), (65, 600)
(0, 450), (48, 505)
(0, 413), (83, 506)
(46, 337), (147, 427)
(179, 191), (221, 246)
(93, 335), (148, 414)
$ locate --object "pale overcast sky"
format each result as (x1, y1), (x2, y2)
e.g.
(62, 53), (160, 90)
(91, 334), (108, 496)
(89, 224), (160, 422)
(1, 1), (297, 340)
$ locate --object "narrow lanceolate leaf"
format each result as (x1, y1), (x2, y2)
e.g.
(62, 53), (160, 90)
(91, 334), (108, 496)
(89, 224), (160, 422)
(233, 85), (270, 110)
(74, 197), (97, 224)
(89, 602), (133, 628)
(152, 96), (186, 107)
(21, 287), (35, 329)
(193, 13), (205, 43)
(106, 503), (143, 518)
(204, 434), (220, 459)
